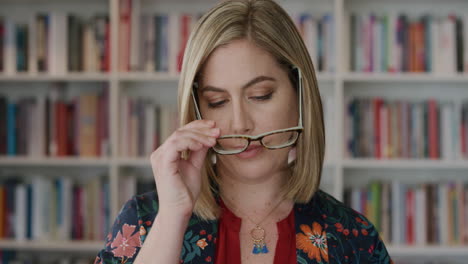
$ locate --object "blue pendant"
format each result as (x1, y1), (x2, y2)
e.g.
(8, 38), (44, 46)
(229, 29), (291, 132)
(252, 242), (269, 254)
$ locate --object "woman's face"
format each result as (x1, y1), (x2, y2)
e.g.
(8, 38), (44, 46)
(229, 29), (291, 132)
(197, 38), (299, 182)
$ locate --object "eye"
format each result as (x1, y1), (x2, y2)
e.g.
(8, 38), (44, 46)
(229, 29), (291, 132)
(208, 100), (227, 108)
(251, 92), (273, 101)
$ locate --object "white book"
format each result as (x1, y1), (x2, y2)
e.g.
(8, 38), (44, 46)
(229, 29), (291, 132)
(4, 18), (15, 75)
(373, 16), (381, 73)
(168, 13), (181, 75)
(49, 12), (68, 75)
(28, 16), (37, 74)
(145, 102), (155, 156)
(431, 17), (440, 73)
(388, 13), (397, 72)
(57, 177), (72, 241)
(441, 102), (453, 160)
(391, 180), (402, 245)
(130, 0), (141, 71)
(439, 183), (449, 245)
(415, 186), (427, 245)
(303, 15), (317, 71)
(465, 15), (468, 72)
(14, 184), (27, 241)
(31, 177), (45, 240)
(439, 16), (456, 74)
(120, 96), (129, 156)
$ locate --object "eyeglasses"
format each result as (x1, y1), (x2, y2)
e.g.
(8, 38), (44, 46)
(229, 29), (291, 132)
(191, 66), (304, 155)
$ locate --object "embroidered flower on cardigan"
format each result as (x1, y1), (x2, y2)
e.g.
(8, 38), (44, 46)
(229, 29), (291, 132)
(296, 222), (329, 263)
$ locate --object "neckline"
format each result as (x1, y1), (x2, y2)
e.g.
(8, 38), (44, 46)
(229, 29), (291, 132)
(218, 197), (295, 232)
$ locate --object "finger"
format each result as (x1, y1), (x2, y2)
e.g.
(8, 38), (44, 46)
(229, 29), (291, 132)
(187, 145), (210, 171)
(183, 119), (216, 130)
(176, 129), (218, 147)
(164, 135), (208, 166)
(179, 126), (220, 138)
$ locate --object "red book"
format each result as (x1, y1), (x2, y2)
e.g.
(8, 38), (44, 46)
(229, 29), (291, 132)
(374, 98), (383, 159)
(406, 189), (414, 244)
(56, 102), (68, 156)
(428, 99), (439, 159)
(104, 20), (110, 72)
(414, 22), (425, 72)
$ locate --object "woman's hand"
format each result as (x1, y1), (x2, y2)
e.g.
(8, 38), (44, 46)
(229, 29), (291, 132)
(150, 120), (220, 218)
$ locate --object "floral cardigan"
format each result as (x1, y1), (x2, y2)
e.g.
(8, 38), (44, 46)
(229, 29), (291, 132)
(94, 190), (393, 264)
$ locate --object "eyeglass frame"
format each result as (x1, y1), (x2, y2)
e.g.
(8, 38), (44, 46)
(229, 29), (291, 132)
(191, 65), (304, 155)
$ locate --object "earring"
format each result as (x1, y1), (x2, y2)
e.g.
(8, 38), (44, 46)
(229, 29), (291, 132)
(288, 146), (297, 164)
(211, 153), (217, 164)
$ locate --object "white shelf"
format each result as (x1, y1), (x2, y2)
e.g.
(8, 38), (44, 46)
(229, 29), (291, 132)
(343, 73), (468, 83)
(0, 239), (103, 252)
(0, 73), (110, 82)
(342, 159), (468, 169)
(0, 157), (111, 166)
(117, 72), (336, 82)
(387, 246), (468, 257)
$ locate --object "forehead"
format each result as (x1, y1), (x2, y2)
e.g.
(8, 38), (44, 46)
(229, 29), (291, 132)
(199, 39), (288, 89)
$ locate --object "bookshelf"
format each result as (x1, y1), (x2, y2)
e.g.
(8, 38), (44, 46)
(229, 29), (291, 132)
(0, 0), (467, 262)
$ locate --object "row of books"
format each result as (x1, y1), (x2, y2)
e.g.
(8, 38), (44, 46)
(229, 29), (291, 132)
(0, 84), (109, 157)
(0, 176), (110, 241)
(344, 97), (468, 160)
(344, 181), (468, 246)
(119, 95), (178, 157)
(350, 13), (468, 73)
(118, 0), (335, 73)
(0, 14), (110, 75)
(294, 14), (335, 73)
(0, 251), (94, 264)
(118, 0), (201, 73)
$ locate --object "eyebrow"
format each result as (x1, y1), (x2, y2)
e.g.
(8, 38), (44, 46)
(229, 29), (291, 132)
(199, 75), (277, 93)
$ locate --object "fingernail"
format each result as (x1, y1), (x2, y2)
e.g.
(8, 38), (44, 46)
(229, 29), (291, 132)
(211, 128), (220, 135)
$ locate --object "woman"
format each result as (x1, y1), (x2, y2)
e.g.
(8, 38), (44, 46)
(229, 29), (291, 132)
(95, 0), (392, 263)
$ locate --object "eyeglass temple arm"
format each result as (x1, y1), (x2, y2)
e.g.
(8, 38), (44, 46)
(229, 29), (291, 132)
(295, 66), (303, 128)
(191, 83), (203, 120)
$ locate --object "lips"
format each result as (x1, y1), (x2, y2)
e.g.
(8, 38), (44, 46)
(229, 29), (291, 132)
(245, 144), (261, 151)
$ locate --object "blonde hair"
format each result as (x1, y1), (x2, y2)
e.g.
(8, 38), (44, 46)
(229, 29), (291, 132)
(177, 0), (325, 220)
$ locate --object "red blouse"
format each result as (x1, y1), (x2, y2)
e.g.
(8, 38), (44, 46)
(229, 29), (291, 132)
(214, 198), (296, 264)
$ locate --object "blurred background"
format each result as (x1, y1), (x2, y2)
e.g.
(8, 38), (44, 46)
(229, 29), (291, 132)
(0, 0), (467, 263)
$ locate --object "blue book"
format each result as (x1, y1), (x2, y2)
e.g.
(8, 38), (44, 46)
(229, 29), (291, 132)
(26, 184), (32, 239)
(6, 102), (16, 156)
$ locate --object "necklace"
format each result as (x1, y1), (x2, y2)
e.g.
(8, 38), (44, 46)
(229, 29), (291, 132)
(220, 194), (286, 255)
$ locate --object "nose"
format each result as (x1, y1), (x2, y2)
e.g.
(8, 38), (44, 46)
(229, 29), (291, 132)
(230, 98), (254, 135)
